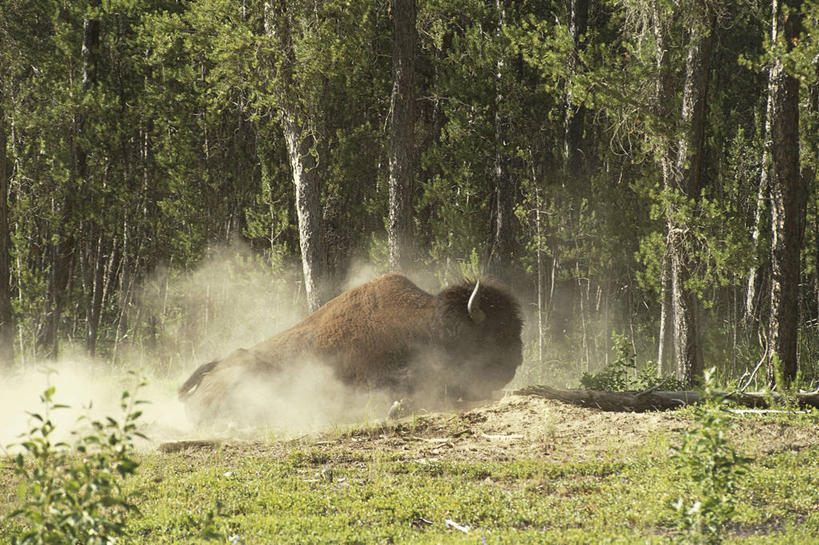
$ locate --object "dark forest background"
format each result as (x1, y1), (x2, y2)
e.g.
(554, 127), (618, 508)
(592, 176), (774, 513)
(1, 0), (817, 389)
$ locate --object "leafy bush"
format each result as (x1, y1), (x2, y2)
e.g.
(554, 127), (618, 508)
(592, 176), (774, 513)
(6, 382), (146, 545)
(671, 368), (752, 544)
(581, 332), (686, 392)
(580, 333), (637, 391)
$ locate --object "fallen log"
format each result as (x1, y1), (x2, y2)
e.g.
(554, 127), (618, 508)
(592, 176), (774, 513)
(513, 385), (819, 412)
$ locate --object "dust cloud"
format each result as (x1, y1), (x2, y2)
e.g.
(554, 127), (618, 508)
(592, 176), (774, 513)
(0, 360), (192, 452)
(202, 359), (395, 434)
(0, 245), (411, 452)
(0, 243), (548, 452)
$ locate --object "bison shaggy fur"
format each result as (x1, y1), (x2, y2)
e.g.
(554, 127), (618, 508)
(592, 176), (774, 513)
(179, 273), (523, 424)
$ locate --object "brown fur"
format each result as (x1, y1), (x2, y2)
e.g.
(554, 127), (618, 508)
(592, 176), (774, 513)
(179, 273), (522, 424)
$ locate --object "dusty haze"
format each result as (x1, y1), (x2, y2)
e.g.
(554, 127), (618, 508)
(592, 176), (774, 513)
(1, 245), (459, 450)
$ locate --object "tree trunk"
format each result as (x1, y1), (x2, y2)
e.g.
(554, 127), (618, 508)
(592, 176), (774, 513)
(808, 54), (819, 326)
(81, 1), (101, 91)
(766, 0), (804, 385)
(264, 2), (329, 312)
(0, 94), (16, 368)
(282, 112), (327, 313)
(387, 0), (416, 273)
(652, 1), (675, 379)
(86, 230), (106, 357)
(490, 157), (516, 280)
(113, 230), (134, 366)
(746, 93), (772, 326)
(563, 0), (588, 176)
(487, 0), (515, 281)
(656, 250), (671, 376)
(39, 1), (100, 359)
(535, 188), (545, 365)
(667, 5), (714, 386)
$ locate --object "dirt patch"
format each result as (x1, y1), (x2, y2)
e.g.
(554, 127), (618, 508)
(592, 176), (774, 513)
(309, 394), (687, 463)
(158, 393), (819, 463)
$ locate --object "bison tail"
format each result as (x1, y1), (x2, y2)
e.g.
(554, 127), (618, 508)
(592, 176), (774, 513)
(178, 360), (220, 400)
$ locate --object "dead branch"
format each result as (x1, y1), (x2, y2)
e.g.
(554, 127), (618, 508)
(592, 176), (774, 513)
(445, 519), (470, 533)
(480, 433), (524, 440)
(514, 385), (819, 412)
(158, 440), (221, 453)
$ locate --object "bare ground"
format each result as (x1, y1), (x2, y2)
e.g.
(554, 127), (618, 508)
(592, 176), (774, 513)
(157, 393), (819, 463)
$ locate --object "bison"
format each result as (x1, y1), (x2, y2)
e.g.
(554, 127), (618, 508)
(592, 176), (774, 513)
(179, 273), (522, 425)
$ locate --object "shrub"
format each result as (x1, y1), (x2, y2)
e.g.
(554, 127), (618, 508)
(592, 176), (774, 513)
(580, 332), (637, 391)
(670, 368), (752, 544)
(6, 382), (146, 545)
(581, 332), (686, 392)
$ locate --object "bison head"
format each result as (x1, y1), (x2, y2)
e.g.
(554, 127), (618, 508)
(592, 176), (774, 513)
(424, 278), (523, 401)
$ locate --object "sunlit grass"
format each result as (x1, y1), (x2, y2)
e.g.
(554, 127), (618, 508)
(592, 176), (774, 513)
(3, 398), (819, 544)
(6, 439), (813, 544)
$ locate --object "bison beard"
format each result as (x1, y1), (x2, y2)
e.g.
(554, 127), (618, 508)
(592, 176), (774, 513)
(178, 273), (523, 426)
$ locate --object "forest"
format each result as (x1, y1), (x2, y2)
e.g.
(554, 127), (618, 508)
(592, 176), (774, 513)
(1, 0), (818, 390)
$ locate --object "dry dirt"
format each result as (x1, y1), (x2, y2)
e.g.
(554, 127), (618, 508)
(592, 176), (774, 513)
(157, 393), (819, 463)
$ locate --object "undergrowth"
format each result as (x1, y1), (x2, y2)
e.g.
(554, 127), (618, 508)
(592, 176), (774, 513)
(1, 372), (817, 544)
(4, 381), (146, 545)
(581, 332), (686, 392)
(671, 368), (753, 544)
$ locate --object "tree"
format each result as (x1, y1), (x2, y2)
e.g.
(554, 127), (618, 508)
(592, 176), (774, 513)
(652, 0), (675, 377)
(283, 109), (327, 313)
(37, 0), (101, 359)
(388, 0), (417, 273)
(766, 0), (805, 385)
(563, 0), (588, 176)
(0, 83), (15, 368)
(666, 3), (715, 386)
(0, 0), (813, 389)
(806, 16), (819, 331)
(745, 95), (772, 327)
(264, 1), (329, 311)
(487, 0), (516, 282)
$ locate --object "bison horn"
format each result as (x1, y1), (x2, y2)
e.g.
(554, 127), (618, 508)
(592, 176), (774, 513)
(467, 280), (486, 324)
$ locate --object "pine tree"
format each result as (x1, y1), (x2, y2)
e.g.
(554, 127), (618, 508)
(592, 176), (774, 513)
(264, 1), (329, 312)
(0, 82), (15, 367)
(766, 0), (805, 385)
(388, 0), (417, 273)
(668, 3), (715, 385)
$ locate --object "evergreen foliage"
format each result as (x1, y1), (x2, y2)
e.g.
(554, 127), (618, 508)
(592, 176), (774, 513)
(0, 0), (817, 385)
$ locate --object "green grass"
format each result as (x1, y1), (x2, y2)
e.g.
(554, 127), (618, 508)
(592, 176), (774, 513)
(4, 438), (816, 544)
(3, 381), (819, 545)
